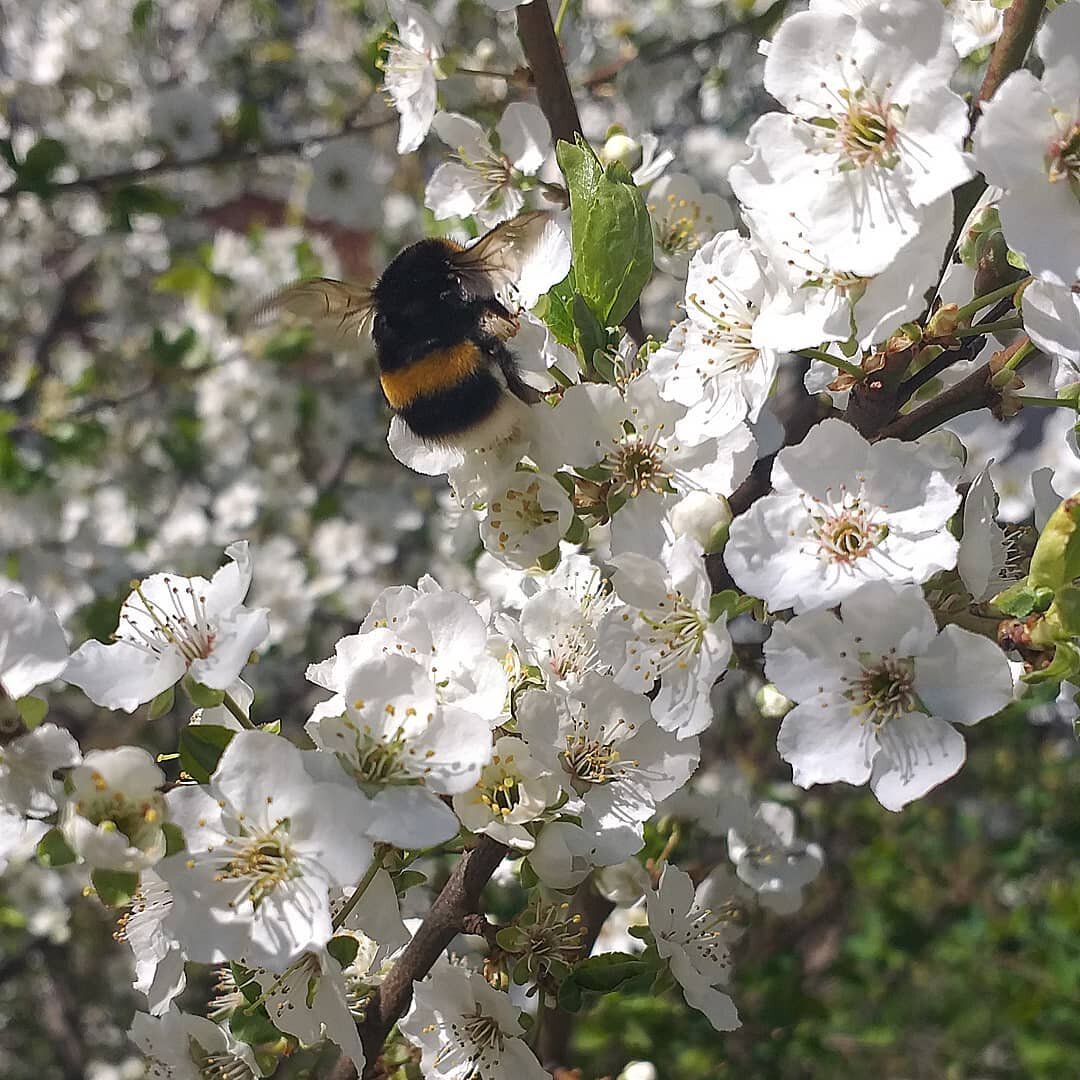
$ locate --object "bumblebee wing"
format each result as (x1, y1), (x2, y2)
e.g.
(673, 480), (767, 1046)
(246, 278), (375, 339)
(449, 211), (551, 296)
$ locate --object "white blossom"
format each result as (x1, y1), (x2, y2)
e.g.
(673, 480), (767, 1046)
(384, 0), (444, 154)
(646, 864), (743, 1032)
(732, 0), (971, 276)
(62, 747), (167, 871)
(765, 581), (1014, 810)
(307, 629), (492, 848)
(646, 173), (734, 277)
(130, 1008), (262, 1080)
(120, 871), (187, 1017)
(479, 469), (574, 569)
(65, 542), (269, 713)
(648, 230), (780, 430)
(426, 104), (550, 227)
(0, 722), (80, 818)
(725, 419), (961, 612)
(973, 2), (1080, 287)
(452, 734), (560, 850)
(601, 537), (731, 738)
(160, 732), (375, 969)
(517, 674), (699, 863)
(0, 591), (68, 699)
(726, 801), (824, 915)
(148, 87), (220, 161)
(400, 965), (549, 1080)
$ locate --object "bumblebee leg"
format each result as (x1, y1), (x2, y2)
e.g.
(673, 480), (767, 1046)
(485, 336), (543, 405)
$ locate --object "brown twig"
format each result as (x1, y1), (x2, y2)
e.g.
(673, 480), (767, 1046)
(516, 0), (645, 344)
(874, 336), (1036, 443)
(330, 836), (509, 1079)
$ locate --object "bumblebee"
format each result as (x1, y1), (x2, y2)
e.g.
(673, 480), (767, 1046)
(253, 212), (549, 449)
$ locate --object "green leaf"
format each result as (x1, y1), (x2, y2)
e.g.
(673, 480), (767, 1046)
(15, 695), (48, 729)
(183, 676), (225, 709)
(564, 515), (588, 545)
(14, 137), (69, 196)
(148, 684), (175, 720)
(709, 589), (757, 622)
(178, 723), (236, 783)
(1036, 584), (1080, 644)
(556, 137), (653, 328)
(571, 952), (652, 992)
(1028, 494), (1080, 590)
(92, 868), (140, 907)
(519, 859), (539, 890)
(162, 821), (186, 857)
(558, 977), (583, 1013)
(991, 579), (1054, 618)
(496, 925), (529, 953)
(571, 293), (609, 370)
(132, 0), (154, 32)
(327, 934), (361, 968)
(536, 270), (577, 348)
(36, 829), (76, 868)
(149, 326), (197, 368)
(393, 869), (428, 895)
(108, 184), (180, 231)
(229, 1003), (281, 1047)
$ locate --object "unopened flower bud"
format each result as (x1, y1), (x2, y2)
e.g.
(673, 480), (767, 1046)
(601, 131), (643, 172)
(757, 683), (793, 719)
(669, 491), (732, 551)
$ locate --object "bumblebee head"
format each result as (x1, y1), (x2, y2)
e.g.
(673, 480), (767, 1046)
(374, 238), (490, 315)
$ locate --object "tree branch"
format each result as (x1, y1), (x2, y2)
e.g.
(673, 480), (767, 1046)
(0, 114), (394, 201)
(516, 0), (645, 344)
(516, 1), (585, 148)
(330, 835), (509, 1079)
(876, 361), (999, 442)
(976, 0), (1046, 109)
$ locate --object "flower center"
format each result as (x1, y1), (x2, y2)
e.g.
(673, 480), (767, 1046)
(641, 592), (707, 673)
(341, 720), (414, 787)
(117, 578), (216, 665)
(608, 430), (674, 498)
(845, 655), (918, 726)
(1046, 118), (1080, 198)
(76, 781), (163, 852)
(487, 481), (560, 552)
(685, 282), (759, 373)
(477, 759), (523, 820)
(650, 194), (712, 258)
(560, 710), (638, 788)
(837, 89), (902, 169)
(805, 489), (887, 565)
(215, 824), (297, 909)
(460, 1007), (506, 1052)
(187, 1039), (255, 1080)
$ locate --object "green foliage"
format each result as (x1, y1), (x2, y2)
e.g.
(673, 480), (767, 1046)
(178, 723), (235, 783)
(36, 829), (76, 868)
(108, 184), (181, 232)
(4, 137), (68, 196)
(555, 136), (653, 329)
(91, 869), (140, 907)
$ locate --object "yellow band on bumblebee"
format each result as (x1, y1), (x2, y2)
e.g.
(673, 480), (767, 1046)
(379, 342), (483, 409)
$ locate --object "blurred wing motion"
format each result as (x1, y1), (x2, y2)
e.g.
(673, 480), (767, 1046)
(450, 211), (551, 296)
(246, 278), (375, 339)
